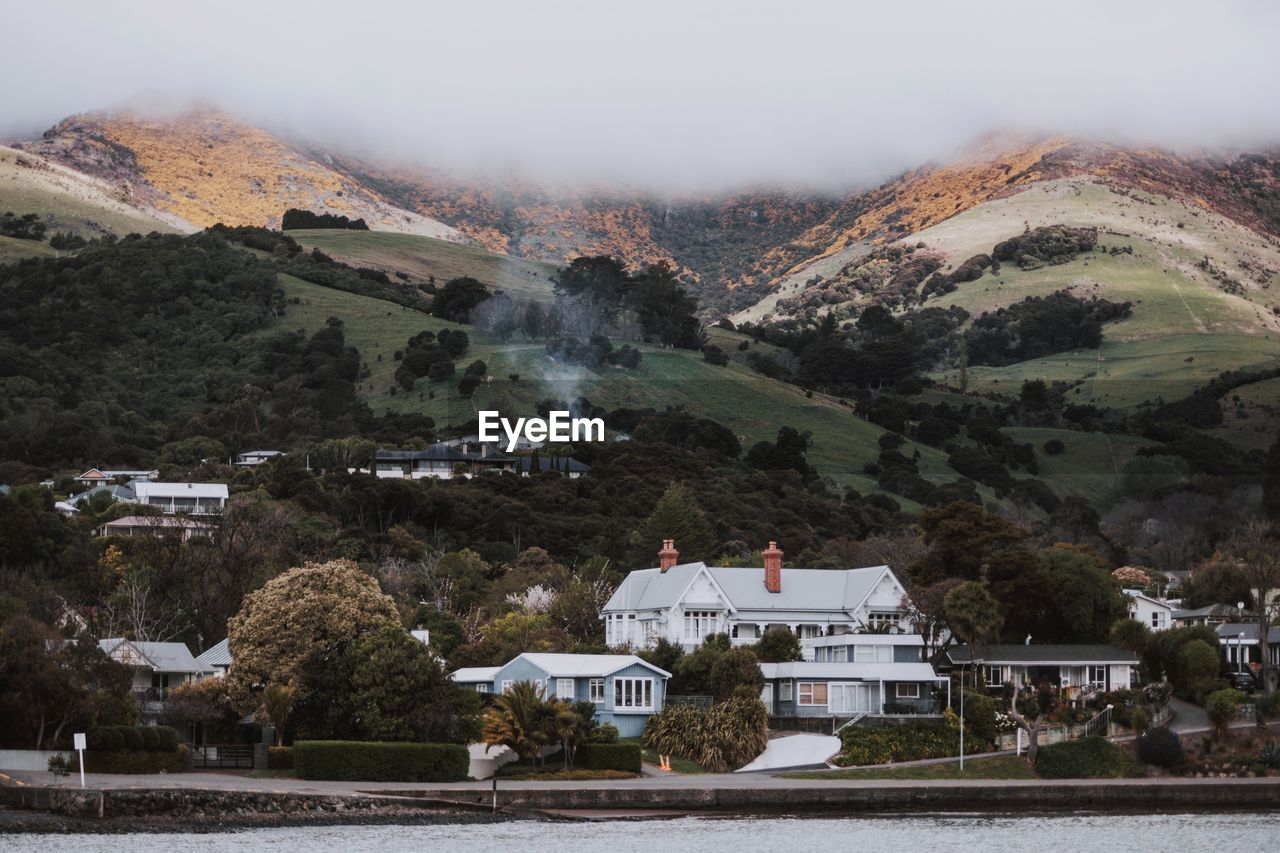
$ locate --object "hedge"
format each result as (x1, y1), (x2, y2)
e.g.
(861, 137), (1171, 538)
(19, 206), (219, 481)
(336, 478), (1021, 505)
(268, 746), (295, 770)
(75, 745), (192, 774)
(1036, 737), (1143, 779)
(834, 722), (962, 766)
(88, 725), (180, 753)
(293, 741), (469, 782)
(577, 743), (641, 773)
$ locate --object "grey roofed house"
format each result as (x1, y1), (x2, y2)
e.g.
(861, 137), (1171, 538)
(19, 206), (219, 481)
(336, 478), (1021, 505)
(1172, 603), (1250, 627)
(602, 540), (912, 653)
(196, 638), (232, 676)
(67, 483), (138, 507)
(98, 638), (209, 674)
(1216, 622), (1280, 671)
(946, 644), (1139, 698)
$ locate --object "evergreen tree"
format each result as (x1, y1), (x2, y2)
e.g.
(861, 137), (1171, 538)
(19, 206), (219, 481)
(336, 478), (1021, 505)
(1264, 433), (1280, 521)
(632, 483), (717, 564)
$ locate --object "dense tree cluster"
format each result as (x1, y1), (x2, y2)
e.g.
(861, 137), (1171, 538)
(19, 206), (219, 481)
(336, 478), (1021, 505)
(281, 209), (370, 230)
(1, 212), (47, 241)
(554, 257), (703, 348)
(965, 291), (1132, 366)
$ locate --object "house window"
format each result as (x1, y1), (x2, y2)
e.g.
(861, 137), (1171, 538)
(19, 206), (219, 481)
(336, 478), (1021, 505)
(151, 673), (171, 698)
(614, 677), (654, 710)
(1088, 666), (1107, 689)
(895, 683), (920, 699)
(500, 680), (513, 694)
(780, 681), (793, 701)
(1151, 612), (1165, 628)
(984, 665), (1003, 687)
(556, 678), (575, 699)
(832, 646), (848, 663)
(475, 683), (490, 693)
(854, 645), (892, 663)
(866, 612), (899, 630)
(589, 678), (605, 703)
(797, 624), (820, 639)
(797, 682), (828, 706)
(684, 611), (716, 640)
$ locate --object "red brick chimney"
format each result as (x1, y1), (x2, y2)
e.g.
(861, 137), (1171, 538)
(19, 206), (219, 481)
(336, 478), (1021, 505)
(659, 539), (679, 572)
(763, 541), (783, 593)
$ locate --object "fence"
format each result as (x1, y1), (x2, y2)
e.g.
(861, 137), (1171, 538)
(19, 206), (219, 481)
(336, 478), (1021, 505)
(191, 745), (254, 769)
(666, 694), (713, 710)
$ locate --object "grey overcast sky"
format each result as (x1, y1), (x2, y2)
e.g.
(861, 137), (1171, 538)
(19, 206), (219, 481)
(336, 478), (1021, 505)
(4, 0), (1279, 190)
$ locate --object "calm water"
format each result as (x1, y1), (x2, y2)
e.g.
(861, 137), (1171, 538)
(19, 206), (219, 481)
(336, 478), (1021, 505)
(3, 813), (1273, 852)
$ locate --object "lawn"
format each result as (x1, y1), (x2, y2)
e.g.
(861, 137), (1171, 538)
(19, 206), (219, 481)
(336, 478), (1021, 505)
(626, 739), (707, 774)
(784, 754), (1037, 781)
(1003, 427), (1153, 509)
(288, 229), (559, 302)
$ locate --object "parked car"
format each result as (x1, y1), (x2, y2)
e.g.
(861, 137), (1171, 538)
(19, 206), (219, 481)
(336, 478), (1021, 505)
(1228, 671), (1258, 692)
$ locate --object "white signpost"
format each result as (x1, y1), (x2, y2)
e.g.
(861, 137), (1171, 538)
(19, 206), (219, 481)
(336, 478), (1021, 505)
(73, 732), (86, 787)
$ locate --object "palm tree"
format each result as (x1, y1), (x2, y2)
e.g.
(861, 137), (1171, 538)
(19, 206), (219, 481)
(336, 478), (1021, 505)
(551, 702), (584, 769)
(482, 681), (545, 764)
(261, 683), (293, 747)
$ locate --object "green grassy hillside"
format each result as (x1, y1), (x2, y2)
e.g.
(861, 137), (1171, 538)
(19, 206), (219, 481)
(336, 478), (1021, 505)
(908, 179), (1280, 407)
(272, 274), (975, 500)
(288, 229), (559, 301)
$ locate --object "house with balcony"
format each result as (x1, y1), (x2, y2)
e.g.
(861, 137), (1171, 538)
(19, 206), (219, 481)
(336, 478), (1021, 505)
(133, 482), (229, 515)
(1216, 622), (1279, 673)
(98, 638), (211, 721)
(454, 653), (671, 738)
(372, 445), (517, 479)
(946, 644), (1139, 701)
(600, 540), (912, 654)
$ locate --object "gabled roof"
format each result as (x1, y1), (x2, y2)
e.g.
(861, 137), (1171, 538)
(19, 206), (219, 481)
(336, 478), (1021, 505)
(760, 661), (945, 681)
(196, 638), (232, 668)
(98, 638), (208, 673)
(602, 561), (897, 618)
(948, 644), (1138, 665)
(509, 653), (671, 679)
(452, 666), (501, 683)
(1123, 589), (1172, 610)
(134, 482), (229, 500)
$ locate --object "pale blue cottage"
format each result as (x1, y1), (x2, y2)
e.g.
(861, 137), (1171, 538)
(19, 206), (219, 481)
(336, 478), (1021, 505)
(453, 653), (671, 738)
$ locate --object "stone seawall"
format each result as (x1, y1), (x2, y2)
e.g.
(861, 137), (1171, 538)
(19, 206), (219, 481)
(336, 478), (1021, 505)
(395, 781), (1280, 813)
(0, 786), (484, 820)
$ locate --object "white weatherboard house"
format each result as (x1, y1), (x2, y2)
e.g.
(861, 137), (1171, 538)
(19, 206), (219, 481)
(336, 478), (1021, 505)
(133, 482), (229, 515)
(195, 638), (233, 678)
(947, 644), (1139, 700)
(601, 540), (911, 655)
(1124, 589), (1173, 631)
(98, 638), (210, 720)
(452, 653), (671, 738)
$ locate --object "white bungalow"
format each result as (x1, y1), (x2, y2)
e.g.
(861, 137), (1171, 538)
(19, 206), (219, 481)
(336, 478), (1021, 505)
(1124, 589), (1173, 631)
(947, 644), (1139, 700)
(73, 468), (159, 485)
(98, 638), (211, 720)
(601, 540), (912, 655)
(96, 515), (215, 541)
(132, 482), (229, 515)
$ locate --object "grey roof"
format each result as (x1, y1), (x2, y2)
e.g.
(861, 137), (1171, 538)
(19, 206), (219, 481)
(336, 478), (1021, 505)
(948, 644), (1138, 665)
(195, 638), (232, 668)
(98, 638), (208, 674)
(602, 561), (894, 618)
(1215, 623), (1280, 643)
(512, 653), (672, 679)
(452, 666), (501, 683)
(759, 661), (944, 681)
(68, 483), (137, 506)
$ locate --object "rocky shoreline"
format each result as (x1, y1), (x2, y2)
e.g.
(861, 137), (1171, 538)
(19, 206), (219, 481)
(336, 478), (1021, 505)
(0, 803), (515, 834)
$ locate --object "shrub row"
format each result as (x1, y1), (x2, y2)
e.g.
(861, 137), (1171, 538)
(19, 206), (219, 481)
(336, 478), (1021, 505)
(293, 741), (468, 782)
(267, 746), (294, 770)
(834, 722), (961, 766)
(1036, 737), (1143, 779)
(576, 743), (641, 773)
(87, 725), (180, 752)
(76, 745), (192, 774)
